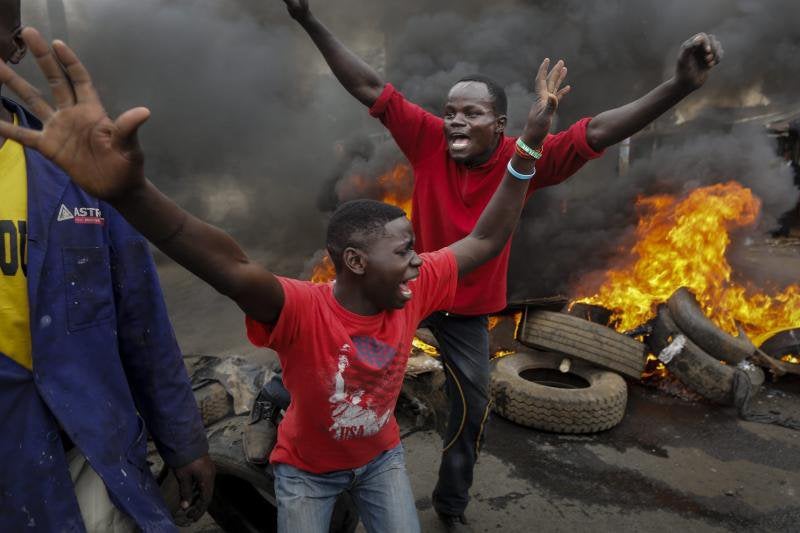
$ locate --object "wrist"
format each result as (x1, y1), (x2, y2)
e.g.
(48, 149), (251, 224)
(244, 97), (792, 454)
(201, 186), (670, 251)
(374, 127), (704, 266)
(520, 128), (545, 149)
(667, 75), (698, 96)
(111, 178), (149, 210)
(296, 11), (316, 27)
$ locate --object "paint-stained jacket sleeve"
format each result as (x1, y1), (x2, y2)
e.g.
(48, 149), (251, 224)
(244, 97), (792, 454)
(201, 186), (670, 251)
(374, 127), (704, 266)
(107, 206), (208, 468)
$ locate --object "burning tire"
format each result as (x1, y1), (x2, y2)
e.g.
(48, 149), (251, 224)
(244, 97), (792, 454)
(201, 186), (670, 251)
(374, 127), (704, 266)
(758, 328), (800, 361)
(667, 288), (755, 364)
(649, 306), (764, 404)
(490, 351), (627, 434)
(518, 310), (646, 379)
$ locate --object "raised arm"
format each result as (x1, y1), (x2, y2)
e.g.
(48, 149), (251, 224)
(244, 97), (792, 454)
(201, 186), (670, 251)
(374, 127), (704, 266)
(449, 59), (569, 276)
(585, 33), (723, 151)
(282, 0), (384, 107)
(0, 28), (284, 324)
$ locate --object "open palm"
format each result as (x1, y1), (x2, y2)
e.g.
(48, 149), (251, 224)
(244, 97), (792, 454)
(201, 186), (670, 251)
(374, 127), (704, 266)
(0, 28), (150, 202)
(524, 58), (570, 142)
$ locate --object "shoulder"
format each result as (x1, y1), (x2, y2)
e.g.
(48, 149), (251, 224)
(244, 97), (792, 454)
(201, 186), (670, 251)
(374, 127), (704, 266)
(543, 117), (604, 160)
(419, 249), (457, 280)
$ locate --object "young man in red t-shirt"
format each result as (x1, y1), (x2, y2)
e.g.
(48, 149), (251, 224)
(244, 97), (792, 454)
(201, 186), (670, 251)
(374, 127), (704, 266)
(0, 29), (568, 532)
(280, 0), (723, 527)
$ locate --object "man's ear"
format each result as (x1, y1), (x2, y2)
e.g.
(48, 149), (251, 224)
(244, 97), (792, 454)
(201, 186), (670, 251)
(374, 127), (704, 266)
(343, 247), (367, 276)
(495, 115), (508, 135)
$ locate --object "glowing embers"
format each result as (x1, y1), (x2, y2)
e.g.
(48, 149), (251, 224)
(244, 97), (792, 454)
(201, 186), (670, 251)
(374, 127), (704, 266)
(575, 182), (800, 341)
(412, 337), (439, 356)
(781, 354), (800, 365)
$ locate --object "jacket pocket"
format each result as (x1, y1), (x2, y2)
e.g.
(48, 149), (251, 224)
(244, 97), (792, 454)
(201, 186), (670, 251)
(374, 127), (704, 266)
(63, 246), (114, 331)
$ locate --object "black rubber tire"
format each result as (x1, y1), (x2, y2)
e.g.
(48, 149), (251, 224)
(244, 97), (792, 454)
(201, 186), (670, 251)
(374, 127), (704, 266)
(667, 288), (755, 364)
(205, 416), (359, 533)
(759, 328), (800, 359)
(649, 306), (736, 404)
(518, 310), (646, 379)
(490, 351), (628, 433)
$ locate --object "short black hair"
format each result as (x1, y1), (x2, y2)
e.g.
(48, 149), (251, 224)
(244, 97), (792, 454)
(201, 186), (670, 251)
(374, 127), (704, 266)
(455, 74), (507, 116)
(326, 199), (406, 270)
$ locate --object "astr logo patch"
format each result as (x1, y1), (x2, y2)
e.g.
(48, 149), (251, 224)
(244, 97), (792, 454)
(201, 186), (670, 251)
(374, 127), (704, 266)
(57, 204), (104, 225)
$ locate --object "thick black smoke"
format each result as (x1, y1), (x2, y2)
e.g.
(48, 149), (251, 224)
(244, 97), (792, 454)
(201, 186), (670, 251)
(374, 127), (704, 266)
(17, 0), (800, 293)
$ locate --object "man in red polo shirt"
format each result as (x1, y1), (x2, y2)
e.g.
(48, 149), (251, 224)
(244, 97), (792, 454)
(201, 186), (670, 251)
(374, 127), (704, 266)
(279, 1), (723, 529)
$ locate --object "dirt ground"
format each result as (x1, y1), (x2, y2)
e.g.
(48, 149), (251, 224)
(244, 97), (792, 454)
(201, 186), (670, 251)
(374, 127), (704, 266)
(156, 239), (800, 533)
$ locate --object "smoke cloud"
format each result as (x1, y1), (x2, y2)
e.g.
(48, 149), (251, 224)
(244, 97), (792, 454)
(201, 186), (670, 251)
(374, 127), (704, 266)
(17, 0), (800, 294)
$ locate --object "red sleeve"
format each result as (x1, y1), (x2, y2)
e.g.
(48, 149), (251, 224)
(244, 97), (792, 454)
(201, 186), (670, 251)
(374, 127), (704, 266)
(530, 117), (605, 191)
(369, 83), (445, 164)
(410, 249), (458, 321)
(245, 277), (314, 353)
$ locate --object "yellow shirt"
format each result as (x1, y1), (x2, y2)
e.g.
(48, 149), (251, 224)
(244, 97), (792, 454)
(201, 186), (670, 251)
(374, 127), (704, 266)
(0, 115), (32, 370)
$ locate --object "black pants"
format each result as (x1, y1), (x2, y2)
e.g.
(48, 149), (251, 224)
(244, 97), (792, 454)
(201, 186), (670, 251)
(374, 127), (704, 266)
(421, 312), (490, 516)
(263, 312), (490, 516)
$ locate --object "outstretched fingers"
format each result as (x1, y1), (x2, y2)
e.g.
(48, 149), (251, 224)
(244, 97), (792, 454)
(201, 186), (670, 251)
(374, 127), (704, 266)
(0, 57), (54, 121)
(546, 59), (566, 94)
(51, 38), (101, 105)
(22, 27), (74, 109)
(114, 107), (151, 152)
(534, 58), (551, 93)
(0, 117), (42, 149)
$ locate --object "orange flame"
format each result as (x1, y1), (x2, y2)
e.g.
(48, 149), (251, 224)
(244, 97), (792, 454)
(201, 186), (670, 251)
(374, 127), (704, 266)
(377, 164), (413, 219)
(575, 182), (800, 338)
(309, 164), (414, 285)
(310, 254), (336, 284)
(412, 337), (439, 356)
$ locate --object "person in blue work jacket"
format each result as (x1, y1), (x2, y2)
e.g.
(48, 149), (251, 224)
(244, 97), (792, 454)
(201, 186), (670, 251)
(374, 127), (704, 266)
(0, 2), (215, 531)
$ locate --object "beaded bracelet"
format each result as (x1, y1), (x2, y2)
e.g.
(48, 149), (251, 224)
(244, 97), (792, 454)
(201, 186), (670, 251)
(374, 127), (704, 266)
(516, 138), (543, 160)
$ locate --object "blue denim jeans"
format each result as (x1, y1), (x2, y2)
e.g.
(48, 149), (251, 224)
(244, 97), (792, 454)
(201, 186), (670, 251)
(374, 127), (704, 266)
(273, 444), (420, 533)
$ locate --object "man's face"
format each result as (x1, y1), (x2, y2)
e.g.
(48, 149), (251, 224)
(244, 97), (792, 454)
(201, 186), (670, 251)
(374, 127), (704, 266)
(0, 0), (23, 64)
(361, 217), (423, 310)
(443, 81), (506, 165)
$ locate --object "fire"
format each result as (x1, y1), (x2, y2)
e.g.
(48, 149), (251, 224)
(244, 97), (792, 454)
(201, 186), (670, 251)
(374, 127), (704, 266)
(642, 354), (668, 379)
(308, 164), (414, 286)
(377, 164), (413, 219)
(575, 182), (800, 338)
(412, 337), (439, 356)
(311, 254), (336, 284)
(782, 354), (799, 365)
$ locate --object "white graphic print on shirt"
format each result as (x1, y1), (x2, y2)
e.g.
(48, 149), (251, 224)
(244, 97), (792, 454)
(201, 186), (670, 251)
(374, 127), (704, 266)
(328, 343), (391, 441)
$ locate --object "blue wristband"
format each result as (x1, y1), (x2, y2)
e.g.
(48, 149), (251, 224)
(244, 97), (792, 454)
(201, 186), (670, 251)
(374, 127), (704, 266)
(506, 160), (536, 180)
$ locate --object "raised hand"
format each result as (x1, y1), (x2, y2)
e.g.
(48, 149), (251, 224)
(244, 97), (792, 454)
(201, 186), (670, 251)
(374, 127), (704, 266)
(523, 58), (570, 146)
(0, 28), (150, 202)
(281, 0), (310, 21)
(674, 33), (723, 90)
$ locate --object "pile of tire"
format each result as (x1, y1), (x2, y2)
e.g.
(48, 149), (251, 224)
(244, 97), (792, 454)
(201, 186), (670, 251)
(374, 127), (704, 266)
(490, 309), (648, 434)
(647, 288), (764, 405)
